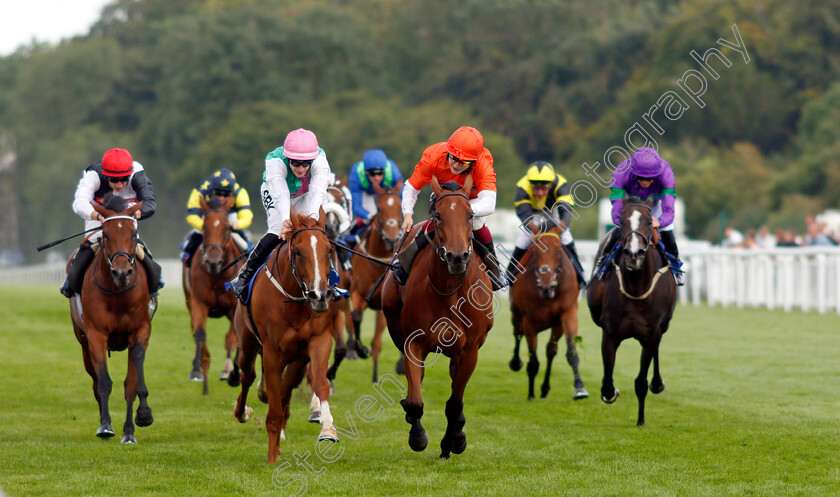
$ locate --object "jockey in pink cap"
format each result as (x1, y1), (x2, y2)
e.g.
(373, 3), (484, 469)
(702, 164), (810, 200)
(228, 128), (336, 302)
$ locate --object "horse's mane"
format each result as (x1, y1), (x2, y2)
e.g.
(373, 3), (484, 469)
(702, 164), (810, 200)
(440, 181), (461, 192)
(297, 214), (321, 228)
(101, 193), (128, 212)
(205, 195), (224, 210)
(624, 195), (643, 204)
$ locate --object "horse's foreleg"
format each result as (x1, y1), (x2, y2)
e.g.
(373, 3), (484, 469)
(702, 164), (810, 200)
(262, 347), (285, 464)
(440, 348), (479, 459)
(278, 358), (309, 434)
(562, 311), (588, 400)
(233, 315), (259, 423)
(509, 316), (524, 372)
(371, 311), (386, 383)
(75, 325), (102, 410)
(635, 342), (655, 426)
(649, 340), (665, 394)
(600, 331), (621, 404)
(401, 339), (427, 452)
(308, 333), (339, 443)
(350, 293), (370, 359)
(122, 350), (138, 444)
(86, 331), (114, 439)
(525, 327), (539, 400)
(541, 325), (562, 398)
(189, 301), (209, 387)
(326, 308), (347, 382)
(220, 320), (237, 381)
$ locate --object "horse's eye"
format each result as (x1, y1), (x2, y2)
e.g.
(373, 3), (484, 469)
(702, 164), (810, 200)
(293, 248), (301, 258)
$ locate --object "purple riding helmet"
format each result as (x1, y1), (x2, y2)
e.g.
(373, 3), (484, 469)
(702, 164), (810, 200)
(609, 147), (676, 228)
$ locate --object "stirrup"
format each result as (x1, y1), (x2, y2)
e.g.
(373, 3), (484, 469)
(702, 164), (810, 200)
(60, 279), (73, 298)
(392, 263), (408, 286)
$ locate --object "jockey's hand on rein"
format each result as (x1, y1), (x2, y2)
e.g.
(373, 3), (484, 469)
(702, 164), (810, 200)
(401, 214), (413, 234)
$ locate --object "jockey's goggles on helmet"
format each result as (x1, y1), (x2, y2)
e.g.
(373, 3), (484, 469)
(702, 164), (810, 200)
(213, 189), (232, 197)
(636, 176), (655, 182)
(108, 176), (131, 184)
(289, 159), (313, 168)
(366, 169), (385, 177)
(447, 153), (474, 167)
(530, 181), (552, 189)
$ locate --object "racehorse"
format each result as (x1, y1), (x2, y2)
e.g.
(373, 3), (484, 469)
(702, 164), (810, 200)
(342, 179), (403, 383)
(232, 207), (338, 464)
(68, 193), (154, 444)
(382, 176), (494, 459)
(182, 195), (243, 395)
(586, 196), (677, 426)
(509, 223), (588, 400)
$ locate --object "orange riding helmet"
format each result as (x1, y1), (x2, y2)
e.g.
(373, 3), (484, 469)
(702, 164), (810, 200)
(446, 126), (484, 161)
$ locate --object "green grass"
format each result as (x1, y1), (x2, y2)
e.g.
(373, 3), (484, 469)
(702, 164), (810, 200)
(1, 286), (838, 497)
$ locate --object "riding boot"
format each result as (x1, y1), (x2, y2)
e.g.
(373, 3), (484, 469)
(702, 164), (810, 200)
(229, 233), (281, 303)
(474, 238), (507, 291)
(391, 231), (430, 286)
(660, 230), (685, 286)
(138, 239), (164, 297)
(563, 241), (587, 289)
(592, 228), (620, 281)
(180, 231), (203, 267)
(506, 247), (528, 282)
(61, 242), (95, 298)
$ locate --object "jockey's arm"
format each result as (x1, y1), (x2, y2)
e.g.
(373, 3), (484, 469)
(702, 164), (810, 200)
(131, 169), (156, 220)
(306, 154), (331, 220)
(347, 169), (372, 220)
(72, 169), (100, 221)
(265, 157), (292, 226)
(609, 187), (626, 227)
(470, 190), (496, 218)
(553, 181), (573, 229)
(233, 188), (253, 230)
(185, 189), (204, 230)
(400, 180), (422, 232)
(513, 186), (534, 223)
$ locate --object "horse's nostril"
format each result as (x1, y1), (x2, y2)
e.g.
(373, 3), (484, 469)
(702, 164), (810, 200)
(306, 290), (318, 300)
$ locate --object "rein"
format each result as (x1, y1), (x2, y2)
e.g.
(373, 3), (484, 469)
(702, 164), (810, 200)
(94, 215), (139, 295)
(266, 226), (330, 303)
(425, 191), (472, 297)
(331, 241), (398, 268)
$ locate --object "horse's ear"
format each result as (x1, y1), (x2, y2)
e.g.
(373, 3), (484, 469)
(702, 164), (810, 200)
(460, 175), (473, 196)
(431, 176), (443, 197)
(289, 205), (301, 230)
(127, 201), (143, 218)
(392, 179), (404, 195)
(371, 178), (385, 196)
(91, 202), (109, 218)
(199, 195), (209, 211)
(317, 206), (326, 227)
(528, 221), (540, 236)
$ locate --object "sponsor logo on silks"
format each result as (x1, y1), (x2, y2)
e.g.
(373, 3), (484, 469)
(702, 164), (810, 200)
(262, 190), (274, 210)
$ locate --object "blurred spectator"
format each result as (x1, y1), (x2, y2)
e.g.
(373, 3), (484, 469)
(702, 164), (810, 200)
(775, 229), (800, 247)
(740, 229), (758, 249)
(755, 225), (776, 249)
(722, 226), (745, 247)
(806, 221), (838, 246)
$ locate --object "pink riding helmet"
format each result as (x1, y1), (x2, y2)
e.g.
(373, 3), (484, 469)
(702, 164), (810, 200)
(283, 128), (320, 160)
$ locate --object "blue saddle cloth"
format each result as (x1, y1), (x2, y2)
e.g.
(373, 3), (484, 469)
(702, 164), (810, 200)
(225, 263), (349, 304)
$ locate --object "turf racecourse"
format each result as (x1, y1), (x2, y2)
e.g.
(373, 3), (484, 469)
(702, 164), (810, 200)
(0, 286), (837, 497)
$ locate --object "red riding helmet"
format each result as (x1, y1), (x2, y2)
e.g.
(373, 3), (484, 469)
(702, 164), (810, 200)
(446, 126), (484, 161)
(101, 148), (134, 177)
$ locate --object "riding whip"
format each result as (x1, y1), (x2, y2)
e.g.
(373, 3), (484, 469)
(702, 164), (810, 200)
(37, 227), (102, 252)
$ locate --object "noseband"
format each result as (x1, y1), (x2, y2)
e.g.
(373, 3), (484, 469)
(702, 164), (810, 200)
(372, 192), (403, 242)
(265, 226), (331, 303)
(533, 232), (566, 289)
(428, 191), (473, 262)
(620, 204), (655, 252)
(95, 215), (139, 294)
(200, 209), (232, 260)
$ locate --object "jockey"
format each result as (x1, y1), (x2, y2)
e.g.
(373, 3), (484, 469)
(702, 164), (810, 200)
(506, 161), (587, 289)
(391, 126), (507, 291)
(180, 168), (253, 267)
(342, 149), (404, 248)
(228, 128), (338, 303)
(60, 148), (163, 298)
(591, 147), (685, 286)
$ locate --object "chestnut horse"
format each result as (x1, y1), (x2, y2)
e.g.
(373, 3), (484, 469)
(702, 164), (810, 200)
(509, 223), (588, 400)
(232, 207), (338, 464)
(382, 176), (494, 459)
(68, 194), (154, 444)
(182, 195), (243, 395)
(341, 179), (403, 383)
(586, 196), (677, 426)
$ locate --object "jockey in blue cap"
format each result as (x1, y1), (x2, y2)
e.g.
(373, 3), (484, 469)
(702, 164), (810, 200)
(342, 149), (404, 250)
(591, 147), (685, 285)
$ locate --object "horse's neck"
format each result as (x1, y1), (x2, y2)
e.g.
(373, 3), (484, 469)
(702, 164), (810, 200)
(269, 244), (302, 295)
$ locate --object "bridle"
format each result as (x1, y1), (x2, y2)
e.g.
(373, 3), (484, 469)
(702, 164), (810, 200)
(424, 191), (473, 297)
(620, 203), (656, 253)
(199, 208), (233, 264)
(532, 232), (567, 290)
(95, 215), (138, 294)
(266, 226), (332, 303)
(370, 191), (403, 244)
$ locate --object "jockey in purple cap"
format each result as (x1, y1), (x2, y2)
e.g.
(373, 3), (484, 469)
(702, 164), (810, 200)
(591, 147), (685, 285)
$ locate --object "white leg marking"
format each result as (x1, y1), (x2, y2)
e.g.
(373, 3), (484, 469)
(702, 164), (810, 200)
(320, 400), (334, 429)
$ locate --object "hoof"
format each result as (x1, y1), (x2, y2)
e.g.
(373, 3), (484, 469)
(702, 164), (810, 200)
(408, 429), (428, 452)
(135, 407), (154, 427)
(227, 372), (240, 388)
(236, 405), (252, 423)
(451, 432), (467, 455)
(309, 411), (321, 423)
(257, 388), (268, 404)
(650, 379), (665, 394)
(345, 347), (359, 361)
(573, 388), (590, 400)
(509, 356), (523, 372)
(540, 386), (550, 398)
(318, 426), (339, 443)
(189, 370), (204, 382)
(219, 359), (234, 380)
(601, 388), (619, 404)
(96, 424), (115, 439)
(120, 434), (137, 445)
(355, 343), (370, 359)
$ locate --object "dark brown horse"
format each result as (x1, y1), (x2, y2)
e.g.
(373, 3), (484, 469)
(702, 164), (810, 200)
(232, 207), (338, 464)
(382, 176), (494, 459)
(343, 179), (403, 382)
(182, 195), (243, 395)
(509, 223), (588, 400)
(586, 196), (677, 426)
(68, 194), (154, 444)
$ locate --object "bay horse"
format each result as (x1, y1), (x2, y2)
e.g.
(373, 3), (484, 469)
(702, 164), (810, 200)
(341, 179), (403, 383)
(232, 207), (338, 464)
(382, 176), (494, 459)
(509, 223), (588, 400)
(68, 194), (154, 444)
(586, 196), (677, 426)
(182, 194), (243, 395)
